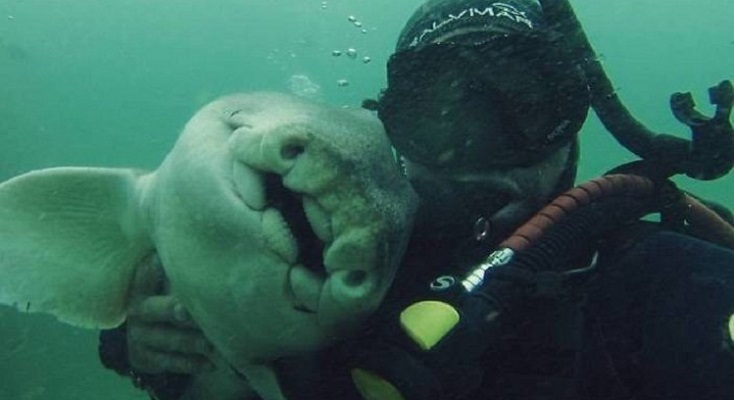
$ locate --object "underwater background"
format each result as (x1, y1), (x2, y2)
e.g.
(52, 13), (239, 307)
(0, 0), (732, 398)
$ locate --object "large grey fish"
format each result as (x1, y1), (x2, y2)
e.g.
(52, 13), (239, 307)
(0, 92), (418, 399)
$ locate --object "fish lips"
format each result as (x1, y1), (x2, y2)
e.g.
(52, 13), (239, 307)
(232, 162), (381, 327)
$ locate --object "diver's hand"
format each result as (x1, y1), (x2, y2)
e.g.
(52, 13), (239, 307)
(127, 253), (215, 374)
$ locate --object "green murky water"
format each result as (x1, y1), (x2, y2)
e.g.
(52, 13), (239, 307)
(1, 0), (732, 398)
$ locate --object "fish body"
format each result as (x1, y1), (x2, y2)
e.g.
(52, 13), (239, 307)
(0, 92), (418, 399)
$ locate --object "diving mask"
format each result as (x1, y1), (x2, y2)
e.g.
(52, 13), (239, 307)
(378, 35), (590, 170)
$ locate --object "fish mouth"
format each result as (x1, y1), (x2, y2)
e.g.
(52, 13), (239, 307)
(264, 174), (325, 274)
(231, 161), (365, 318)
(262, 173), (329, 314)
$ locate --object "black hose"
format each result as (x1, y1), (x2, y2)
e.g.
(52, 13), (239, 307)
(539, 0), (734, 180)
(510, 195), (650, 275)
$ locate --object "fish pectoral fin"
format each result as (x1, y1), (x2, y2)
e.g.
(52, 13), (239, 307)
(0, 167), (153, 328)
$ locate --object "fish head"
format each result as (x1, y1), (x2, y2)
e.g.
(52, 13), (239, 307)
(150, 92), (418, 366)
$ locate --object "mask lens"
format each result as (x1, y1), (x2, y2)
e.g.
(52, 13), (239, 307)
(384, 51), (507, 167)
(379, 36), (588, 169)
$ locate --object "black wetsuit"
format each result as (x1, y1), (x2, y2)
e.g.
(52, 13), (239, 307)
(100, 226), (734, 400)
(278, 226), (734, 400)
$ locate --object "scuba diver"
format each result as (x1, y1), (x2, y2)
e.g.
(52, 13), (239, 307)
(99, 0), (734, 399)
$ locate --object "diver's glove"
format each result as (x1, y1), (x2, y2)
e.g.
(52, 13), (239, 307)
(99, 325), (191, 400)
(347, 264), (535, 400)
(98, 253), (202, 400)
